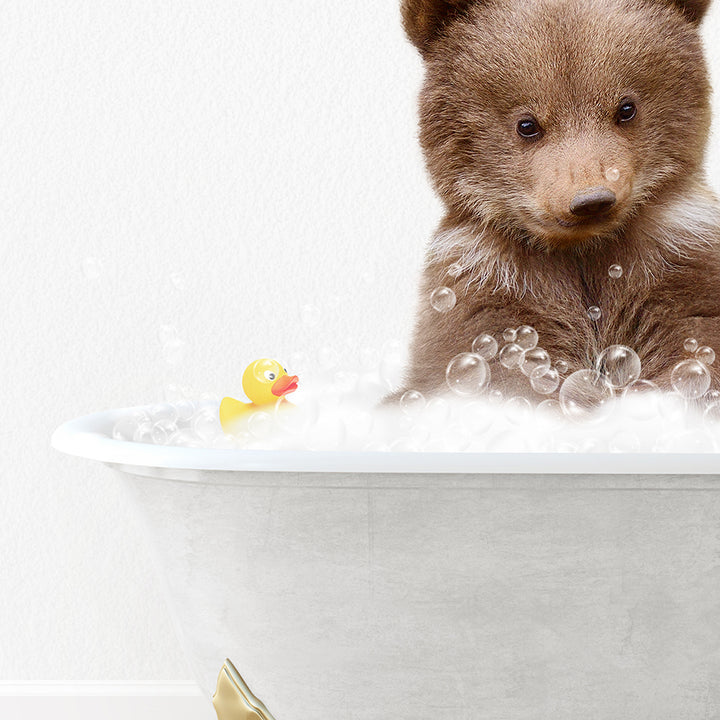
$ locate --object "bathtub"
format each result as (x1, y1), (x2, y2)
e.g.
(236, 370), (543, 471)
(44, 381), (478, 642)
(53, 406), (720, 719)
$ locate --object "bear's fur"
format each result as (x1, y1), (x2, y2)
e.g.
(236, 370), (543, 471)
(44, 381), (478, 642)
(398, 0), (720, 399)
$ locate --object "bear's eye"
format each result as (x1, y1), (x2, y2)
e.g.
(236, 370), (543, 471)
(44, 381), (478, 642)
(616, 100), (637, 124)
(516, 117), (543, 139)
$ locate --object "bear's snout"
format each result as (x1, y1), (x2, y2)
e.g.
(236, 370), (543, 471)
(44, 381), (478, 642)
(569, 187), (617, 217)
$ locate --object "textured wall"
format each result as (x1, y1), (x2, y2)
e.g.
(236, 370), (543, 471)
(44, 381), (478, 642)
(1, 0), (720, 684)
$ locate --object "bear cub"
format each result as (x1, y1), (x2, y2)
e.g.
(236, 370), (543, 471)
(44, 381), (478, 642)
(398, 0), (720, 400)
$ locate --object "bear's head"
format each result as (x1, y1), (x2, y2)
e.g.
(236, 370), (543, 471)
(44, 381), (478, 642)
(402, 0), (713, 251)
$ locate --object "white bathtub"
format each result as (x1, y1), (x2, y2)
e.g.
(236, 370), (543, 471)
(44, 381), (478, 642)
(53, 407), (720, 719)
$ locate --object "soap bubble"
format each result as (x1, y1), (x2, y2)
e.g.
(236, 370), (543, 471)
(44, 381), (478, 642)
(167, 429), (203, 448)
(683, 337), (699, 353)
(531, 366), (560, 394)
(706, 389), (720, 403)
(515, 325), (538, 351)
(554, 359), (569, 375)
(151, 419), (176, 445)
(502, 328), (517, 343)
(608, 264), (623, 279)
(671, 359), (711, 399)
(133, 421), (155, 444)
(446, 353), (490, 396)
(489, 389), (504, 404)
(621, 379), (661, 420)
(521, 347), (551, 378)
(499, 343), (524, 370)
(150, 402), (178, 424)
(536, 398), (563, 421)
(559, 369), (614, 421)
(472, 333), (498, 360)
(447, 262), (464, 277)
(587, 306), (602, 321)
(595, 345), (641, 388)
(400, 390), (426, 415)
(696, 346), (716, 366)
(81, 256), (103, 280)
(193, 407), (220, 440)
(430, 286), (456, 312)
(112, 410), (148, 441)
(605, 167), (621, 183)
(248, 411), (274, 440)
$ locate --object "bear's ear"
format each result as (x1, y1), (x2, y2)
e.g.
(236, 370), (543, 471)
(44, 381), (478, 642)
(668, 0), (712, 23)
(401, 0), (476, 55)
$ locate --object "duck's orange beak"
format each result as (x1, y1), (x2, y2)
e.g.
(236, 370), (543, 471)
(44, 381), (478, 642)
(271, 374), (299, 397)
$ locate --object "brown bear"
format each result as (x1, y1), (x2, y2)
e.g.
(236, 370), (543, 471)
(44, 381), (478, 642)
(396, 0), (720, 401)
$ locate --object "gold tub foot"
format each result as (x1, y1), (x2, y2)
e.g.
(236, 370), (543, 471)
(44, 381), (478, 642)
(212, 658), (276, 720)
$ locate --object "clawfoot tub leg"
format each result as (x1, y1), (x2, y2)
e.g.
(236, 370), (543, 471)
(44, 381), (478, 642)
(212, 658), (277, 720)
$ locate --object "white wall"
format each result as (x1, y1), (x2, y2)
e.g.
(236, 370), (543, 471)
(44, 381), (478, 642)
(1, 0), (719, 690)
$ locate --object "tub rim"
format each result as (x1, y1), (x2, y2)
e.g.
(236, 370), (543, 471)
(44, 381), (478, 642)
(51, 406), (720, 475)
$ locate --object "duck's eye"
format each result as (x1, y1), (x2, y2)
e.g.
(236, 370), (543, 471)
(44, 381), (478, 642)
(517, 117), (543, 139)
(283, 367), (287, 373)
(264, 371), (276, 381)
(616, 99), (637, 123)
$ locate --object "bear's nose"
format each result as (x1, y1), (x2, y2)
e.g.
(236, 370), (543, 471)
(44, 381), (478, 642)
(569, 187), (617, 217)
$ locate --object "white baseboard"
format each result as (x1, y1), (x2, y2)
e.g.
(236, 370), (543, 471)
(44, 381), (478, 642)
(0, 685), (216, 720)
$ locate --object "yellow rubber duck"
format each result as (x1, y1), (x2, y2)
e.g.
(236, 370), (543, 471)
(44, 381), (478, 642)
(219, 358), (299, 433)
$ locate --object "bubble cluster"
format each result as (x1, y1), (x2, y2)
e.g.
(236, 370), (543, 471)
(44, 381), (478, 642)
(430, 287), (457, 313)
(113, 303), (720, 453)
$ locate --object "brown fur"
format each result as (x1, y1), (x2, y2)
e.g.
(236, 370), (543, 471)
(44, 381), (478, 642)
(396, 0), (720, 400)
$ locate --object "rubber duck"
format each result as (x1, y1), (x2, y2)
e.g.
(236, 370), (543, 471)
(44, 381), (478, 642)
(219, 358), (299, 433)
